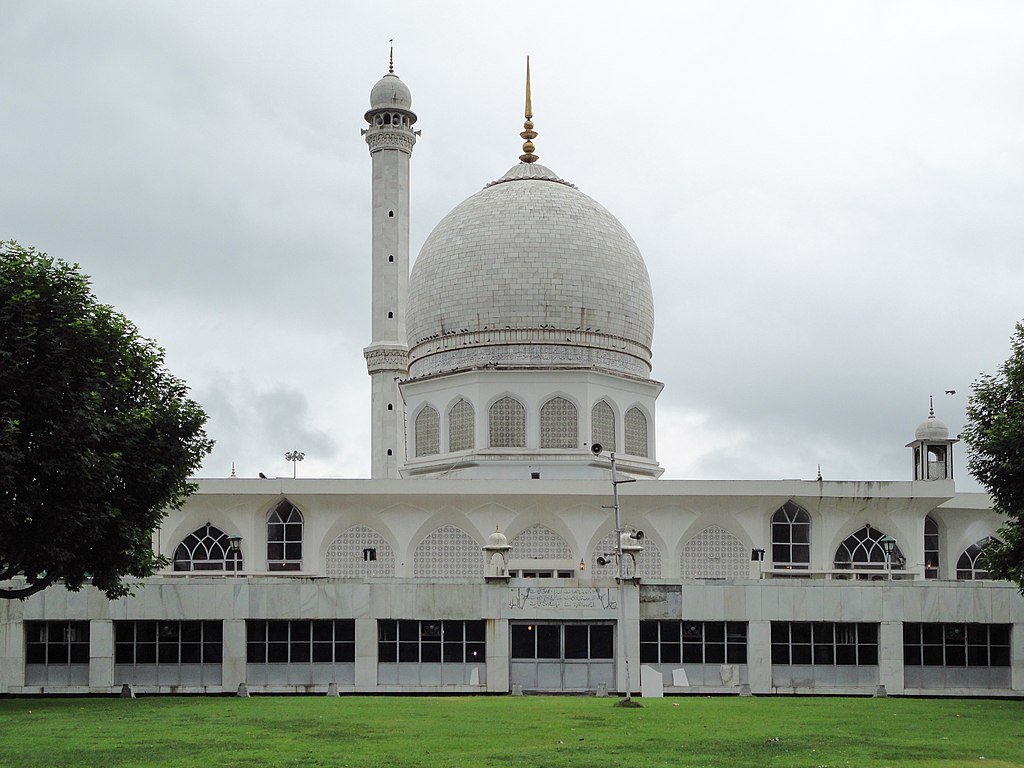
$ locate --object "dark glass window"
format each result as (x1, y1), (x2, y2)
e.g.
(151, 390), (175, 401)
(510, 623), (613, 660)
(833, 526), (905, 575)
(639, 621), (746, 665)
(377, 620), (485, 664)
(771, 501), (811, 569)
(956, 538), (998, 580)
(924, 516), (940, 579)
(770, 622), (878, 666)
(173, 523), (242, 572)
(114, 621), (221, 665)
(246, 620), (354, 663)
(25, 621), (90, 665)
(903, 623), (1011, 667)
(267, 500), (303, 571)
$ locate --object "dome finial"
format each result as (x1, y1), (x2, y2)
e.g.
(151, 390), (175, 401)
(929, 394), (935, 418)
(388, 39), (394, 74)
(519, 56), (539, 164)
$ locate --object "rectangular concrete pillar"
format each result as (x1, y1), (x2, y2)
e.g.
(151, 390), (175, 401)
(0, 619), (25, 692)
(878, 621), (904, 695)
(485, 618), (509, 693)
(354, 618), (377, 691)
(1012, 622), (1024, 692)
(88, 620), (113, 692)
(615, 582), (641, 696)
(222, 619), (246, 692)
(747, 620), (772, 694)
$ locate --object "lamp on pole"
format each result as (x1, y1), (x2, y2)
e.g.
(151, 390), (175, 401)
(285, 450), (305, 479)
(592, 442), (640, 706)
(880, 535), (896, 580)
(226, 535), (243, 576)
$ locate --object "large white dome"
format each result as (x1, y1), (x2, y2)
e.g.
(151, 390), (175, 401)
(406, 163), (655, 378)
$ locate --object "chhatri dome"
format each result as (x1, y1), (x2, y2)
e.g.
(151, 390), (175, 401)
(365, 56), (663, 480)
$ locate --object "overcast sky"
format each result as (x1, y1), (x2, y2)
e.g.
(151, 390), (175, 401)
(3, 1), (1022, 487)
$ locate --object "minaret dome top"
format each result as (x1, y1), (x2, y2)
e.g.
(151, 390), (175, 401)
(369, 73), (413, 113)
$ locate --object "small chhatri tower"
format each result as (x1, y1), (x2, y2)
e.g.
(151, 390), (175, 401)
(907, 396), (959, 480)
(362, 46), (418, 478)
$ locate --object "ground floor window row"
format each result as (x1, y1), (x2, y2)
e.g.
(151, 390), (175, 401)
(21, 620), (1014, 671)
(25, 621), (90, 665)
(771, 622), (879, 666)
(511, 623), (614, 660)
(246, 620), (355, 664)
(640, 621), (748, 664)
(903, 623), (1011, 667)
(115, 621), (223, 665)
(377, 620), (485, 663)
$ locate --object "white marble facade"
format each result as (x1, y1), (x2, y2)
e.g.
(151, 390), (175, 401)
(2, 64), (1022, 698)
(2, 477), (1022, 696)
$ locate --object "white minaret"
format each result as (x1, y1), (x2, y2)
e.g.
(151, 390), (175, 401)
(362, 51), (417, 478)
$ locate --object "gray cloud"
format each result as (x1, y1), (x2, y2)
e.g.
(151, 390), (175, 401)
(3, 1), (1022, 489)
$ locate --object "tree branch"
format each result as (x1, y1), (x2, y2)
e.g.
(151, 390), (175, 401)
(0, 575), (53, 600)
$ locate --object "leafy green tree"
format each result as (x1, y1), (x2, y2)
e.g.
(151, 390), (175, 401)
(0, 241), (212, 599)
(963, 320), (1024, 592)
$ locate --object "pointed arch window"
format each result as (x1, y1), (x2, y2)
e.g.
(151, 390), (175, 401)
(448, 399), (475, 452)
(833, 526), (904, 574)
(924, 516), (940, 579)
(540, 397), (578, 449)
(173, 523), (242, 572)
(489, 396), (525, 448)
(415, 405), (440, 457)
(267, 500), (303, 571)
(956, 537), (998, 580)
(624, 407), (648, 457)
(591, 400), (615, 451)
(771, 501), (810, 569)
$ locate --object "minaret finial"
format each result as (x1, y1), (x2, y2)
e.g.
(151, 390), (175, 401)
(519, 56), (538, 164)
(388, 39), (394, 74)
(929, 394), (935, 418)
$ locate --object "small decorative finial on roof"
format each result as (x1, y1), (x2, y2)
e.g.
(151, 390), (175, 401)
(230, 461), (237, 478)
(388, 39), (394, 74)
(929, 394), (935, 418)
(817, 464), (823, 482)
(519, 56), (538, 164)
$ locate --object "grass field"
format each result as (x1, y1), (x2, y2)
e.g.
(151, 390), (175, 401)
(0, 695), (1022, 768)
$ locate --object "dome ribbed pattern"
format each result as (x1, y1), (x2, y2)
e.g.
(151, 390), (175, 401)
(407, 164), (655, 377)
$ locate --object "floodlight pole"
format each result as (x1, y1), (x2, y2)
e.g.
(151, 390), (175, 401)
(608, 451), (637, 703)
(285, 450), (305, 479)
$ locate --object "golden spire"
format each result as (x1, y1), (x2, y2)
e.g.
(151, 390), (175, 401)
(519, 56), (538, 163)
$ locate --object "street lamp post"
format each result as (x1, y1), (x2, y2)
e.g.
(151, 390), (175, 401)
(285, 450), (305, 479)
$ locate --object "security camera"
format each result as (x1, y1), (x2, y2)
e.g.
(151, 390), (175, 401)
(596, 555), (612, 566)
(591, 443), (603, 455)
(634, 530), (645, 541)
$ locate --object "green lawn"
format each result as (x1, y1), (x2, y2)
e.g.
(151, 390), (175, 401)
(0, 696), (1021, 768)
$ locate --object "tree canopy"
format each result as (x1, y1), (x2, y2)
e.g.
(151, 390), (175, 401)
(0, 241), (212, 599)
(962, 320), (1024, 592)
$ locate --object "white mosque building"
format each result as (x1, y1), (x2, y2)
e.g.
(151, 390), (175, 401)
(1, 60), (1021, 697)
